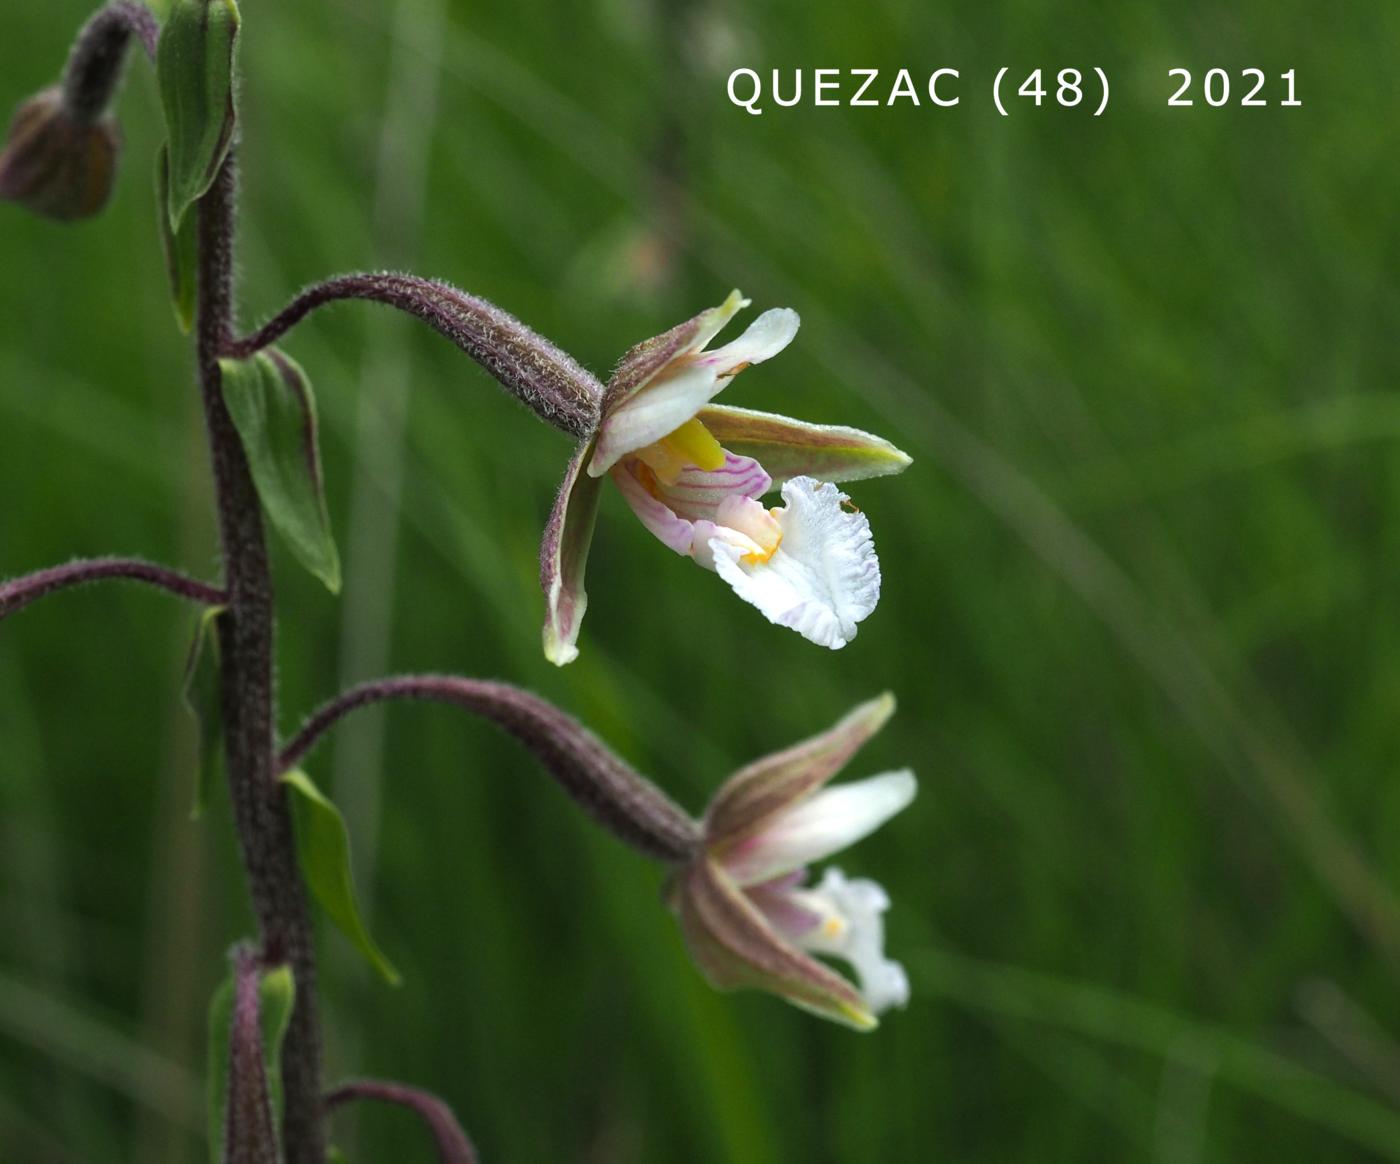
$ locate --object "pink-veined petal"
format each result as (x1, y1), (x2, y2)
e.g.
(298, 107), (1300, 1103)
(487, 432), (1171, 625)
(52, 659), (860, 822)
(610, 452), (773, 567)
(610, 460), (700, 555)
(651, 453), (772, 521)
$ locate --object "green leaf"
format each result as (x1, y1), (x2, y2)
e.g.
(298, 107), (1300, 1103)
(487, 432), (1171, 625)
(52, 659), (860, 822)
(182, 605), (226, 819)
(219, 350), (342, 592)
(206, 961), (295, 1164)
(155, 144), (198, 333)
(282, 769), (401, 985)
(157, 0), (241, 230)
(328, 1150), (350, 1163)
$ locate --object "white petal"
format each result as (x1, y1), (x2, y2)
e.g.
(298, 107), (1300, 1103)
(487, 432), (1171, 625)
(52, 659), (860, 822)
(710, 477), (880, 649)
(697, 307), (799, 374)
(724, 769), (916, 886)
(592, 362), (726, 474)
(590, 307), (800, 476)
(790, 868), (909, 1014)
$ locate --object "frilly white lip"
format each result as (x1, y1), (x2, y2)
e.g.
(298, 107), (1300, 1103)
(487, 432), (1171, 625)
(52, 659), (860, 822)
(709, 478), (879, 650)
(785, 868), (909, 1014)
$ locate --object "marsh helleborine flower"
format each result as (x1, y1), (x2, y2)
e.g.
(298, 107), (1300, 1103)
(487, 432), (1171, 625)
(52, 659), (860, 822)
(540, 291), (911, 665)
(671, 693), (915, 1029)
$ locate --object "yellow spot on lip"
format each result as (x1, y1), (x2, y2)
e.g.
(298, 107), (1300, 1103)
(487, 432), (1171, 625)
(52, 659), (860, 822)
(741, 529), (782, 566)
(634, 418), (726, 484)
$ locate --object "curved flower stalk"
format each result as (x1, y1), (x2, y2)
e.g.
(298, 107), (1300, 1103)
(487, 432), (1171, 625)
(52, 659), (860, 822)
(278, 675), (912, 1030)
(670, 692), (915, 1029)
(541, 291), (912, 665)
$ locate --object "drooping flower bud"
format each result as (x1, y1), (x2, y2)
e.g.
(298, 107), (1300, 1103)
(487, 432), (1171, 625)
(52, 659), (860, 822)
(0, 87), (120, 222)
(0, 2), (158, 223)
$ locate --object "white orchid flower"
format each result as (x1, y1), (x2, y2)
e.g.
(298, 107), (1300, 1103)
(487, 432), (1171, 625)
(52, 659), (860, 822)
(670, 693), (915, 1029)
(540, 291), (911, 665)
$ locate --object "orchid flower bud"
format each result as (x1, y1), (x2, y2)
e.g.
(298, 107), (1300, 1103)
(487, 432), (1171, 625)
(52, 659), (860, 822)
(0, 2), (157, 223)
(0, 87), (119, 222)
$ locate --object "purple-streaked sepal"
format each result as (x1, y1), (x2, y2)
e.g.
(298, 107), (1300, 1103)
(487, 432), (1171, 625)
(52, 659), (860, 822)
(671, 856), (877, 1030)
(541, 438), (605, 666)
(602, 290), (747, 414)
(705, 693), (896, 851)
(591, 292), (799, 476)
(698, 403), (912, 487)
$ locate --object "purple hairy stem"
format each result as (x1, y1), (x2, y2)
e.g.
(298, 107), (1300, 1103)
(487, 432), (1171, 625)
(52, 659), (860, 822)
(280, 676), (702, 864)
(224, 946), (279, 1164)
(228, 273), (604, 437)
(326, 1079), (478, 1164)
(0, 557), (225, 619)
(196, 154), (326, 1164)
(61, 1), (158, 123)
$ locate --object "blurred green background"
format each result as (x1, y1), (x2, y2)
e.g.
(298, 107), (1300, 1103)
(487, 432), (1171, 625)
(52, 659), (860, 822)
(4, 0), (1400, 1160)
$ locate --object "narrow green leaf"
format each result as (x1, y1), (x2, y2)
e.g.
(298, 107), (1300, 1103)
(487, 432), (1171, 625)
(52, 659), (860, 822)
(157, 0), (241, 230)
(206, 961), (295, 1164)
(155, 144), (198, 333)
(182, 605), (226, 819)
(219, 350), (342, 592)
(282, 769), (401, 985)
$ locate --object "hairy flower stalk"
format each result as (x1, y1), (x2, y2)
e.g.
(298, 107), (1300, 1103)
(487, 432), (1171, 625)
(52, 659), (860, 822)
(280, 676), (701, 863)
(326, 1080), (479, 1164)
(231, 273), (604, 437)
(0, 556), (225, 620)
(61, 1), (159, 120)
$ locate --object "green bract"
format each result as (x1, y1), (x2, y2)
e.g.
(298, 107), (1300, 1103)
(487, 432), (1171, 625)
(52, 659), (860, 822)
(219, 349), (342, 593)
(182, 604), (226, 818)
(155, 144), (198, 332)
(282, 768), (401, 986)
(157, 0), (240, 229)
